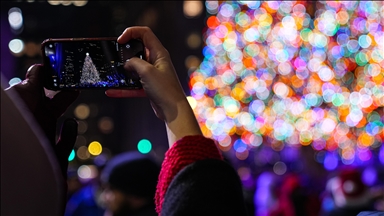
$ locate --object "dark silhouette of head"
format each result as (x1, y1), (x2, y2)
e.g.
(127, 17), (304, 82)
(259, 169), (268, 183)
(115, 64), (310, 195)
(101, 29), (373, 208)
(100, 151), (160, 216)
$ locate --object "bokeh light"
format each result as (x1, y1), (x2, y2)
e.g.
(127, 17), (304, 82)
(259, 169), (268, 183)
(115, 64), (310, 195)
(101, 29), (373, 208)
(98, 117), (114, 134)
(77, 120), (88, 134)
(137, 139), (152, 154)
(8, 39), (24, 54)
(77, 146), (90, 160)
(68, 149), (75, 161)
(191, 1), (384, 168)
(183, 1), (204, 18)
(8, 7), (23, 30)
(77, 165), (98, 181)
(72, 0), (88, 7)
(74, 103), (90, 120)
(88, 141), (102, 156)
(187, 32), (202, 49)
(8, 77), (21, 87)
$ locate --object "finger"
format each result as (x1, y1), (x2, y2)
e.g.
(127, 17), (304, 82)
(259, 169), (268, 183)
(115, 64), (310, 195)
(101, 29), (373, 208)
(24, 64), (45, 90)
(124, 57), (180, 89)
(117, 26), (169, 63)
(7, 64), (45, 112)
(124, 57), (158, 80)
(105, 89), (146, 98)
(48, 90), (80, 118)
(55, 118), (78, 178)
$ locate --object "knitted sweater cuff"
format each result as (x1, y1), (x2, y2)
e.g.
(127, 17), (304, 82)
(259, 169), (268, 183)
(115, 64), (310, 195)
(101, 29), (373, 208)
(155, 135), (223, 214)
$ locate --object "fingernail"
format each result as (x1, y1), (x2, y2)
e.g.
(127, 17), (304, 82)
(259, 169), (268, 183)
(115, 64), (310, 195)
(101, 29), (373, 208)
(126, 59), (130, 62)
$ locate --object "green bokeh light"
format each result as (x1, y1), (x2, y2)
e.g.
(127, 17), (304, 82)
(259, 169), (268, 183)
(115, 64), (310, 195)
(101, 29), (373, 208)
(137, 139), (152, 154)
(68, 149), (75, 161)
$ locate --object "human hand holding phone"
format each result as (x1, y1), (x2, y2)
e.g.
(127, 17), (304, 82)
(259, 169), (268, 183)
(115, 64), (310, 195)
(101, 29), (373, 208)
(105, 26), (203, 146)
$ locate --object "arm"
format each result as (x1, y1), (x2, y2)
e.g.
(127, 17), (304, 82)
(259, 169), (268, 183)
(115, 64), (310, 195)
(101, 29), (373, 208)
(155, 135), (223, 213)
(105, 27), (240, 214)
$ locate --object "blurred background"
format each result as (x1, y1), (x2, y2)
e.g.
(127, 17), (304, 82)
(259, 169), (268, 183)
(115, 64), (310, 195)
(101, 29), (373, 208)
(1, 1), (384, 215)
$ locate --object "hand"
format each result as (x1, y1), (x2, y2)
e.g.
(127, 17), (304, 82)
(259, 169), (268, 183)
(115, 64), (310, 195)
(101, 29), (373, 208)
(5, 64), (80, 178)
(105, 26), (186, 122)
(105, 26), (202, 145)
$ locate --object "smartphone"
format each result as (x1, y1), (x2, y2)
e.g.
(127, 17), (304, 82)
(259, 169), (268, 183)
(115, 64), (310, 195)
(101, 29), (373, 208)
(41, 37), (145, 90)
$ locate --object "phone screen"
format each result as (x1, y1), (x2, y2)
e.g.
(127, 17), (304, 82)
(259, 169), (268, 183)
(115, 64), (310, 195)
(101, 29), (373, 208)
(42, 38), (145, 90)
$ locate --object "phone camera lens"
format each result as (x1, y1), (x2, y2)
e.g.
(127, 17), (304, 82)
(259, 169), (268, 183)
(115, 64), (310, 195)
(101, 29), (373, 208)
(126, 44), (130, 49)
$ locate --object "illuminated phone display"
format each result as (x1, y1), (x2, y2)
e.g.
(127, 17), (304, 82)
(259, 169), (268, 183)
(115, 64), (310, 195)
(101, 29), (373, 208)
(42, 38), (145, 90)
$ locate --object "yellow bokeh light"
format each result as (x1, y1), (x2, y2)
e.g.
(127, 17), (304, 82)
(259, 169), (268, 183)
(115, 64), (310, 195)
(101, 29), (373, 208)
(74, 103), (90, 120)
(358, 132), (374, 148)
(88, 141), (102, 156)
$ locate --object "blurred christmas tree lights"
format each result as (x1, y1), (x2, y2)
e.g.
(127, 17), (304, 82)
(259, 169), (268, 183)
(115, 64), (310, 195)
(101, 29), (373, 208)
(190, 1), (384, 169)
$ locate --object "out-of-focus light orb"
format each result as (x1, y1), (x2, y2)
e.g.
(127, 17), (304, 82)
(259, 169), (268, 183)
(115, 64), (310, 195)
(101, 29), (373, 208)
(187, 96), (197, 109)
(77, 165), (98, 180)
(8, 39), (24, 54)
(74, 103), (90, 120)
(273, 161), (287, 175)
(320, 118), (337, 134)
(362, 166), (377, 186)
(77, 121), (88, 134)
(68, 149), (75, 161)
(185, 55), (201, 69)
(183, 1), (203, 18)
(47, 0), (61, 5)
(73, 0), (88, 7)
(61, 0), (72, 6)
(205, 1), (219, 14)
(98, 117), (114, 134)
(8, 77), (21, 87)
(88, 141), (102, 156)
(324, 153), (338, 171)
(77, 146), (90, 160)
(187, 33), (202, 49)
(8, 7), (23, 30)
(137, 139), (152, 154)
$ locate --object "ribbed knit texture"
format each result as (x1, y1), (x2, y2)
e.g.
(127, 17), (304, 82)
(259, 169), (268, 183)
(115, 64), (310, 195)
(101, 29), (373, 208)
(155, 135), (223, 214)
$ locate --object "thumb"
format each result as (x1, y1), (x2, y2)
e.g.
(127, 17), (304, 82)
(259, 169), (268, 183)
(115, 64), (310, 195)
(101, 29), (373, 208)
(124, 57), (154, 80)
(55, 118), (78, 178)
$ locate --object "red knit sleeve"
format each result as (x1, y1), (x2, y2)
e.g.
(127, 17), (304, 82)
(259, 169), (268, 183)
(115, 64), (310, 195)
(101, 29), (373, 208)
(155, 135), (223, 214)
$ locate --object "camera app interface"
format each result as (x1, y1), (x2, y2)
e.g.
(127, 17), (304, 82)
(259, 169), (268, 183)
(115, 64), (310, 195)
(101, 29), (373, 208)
(44, 40), (142, 88)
